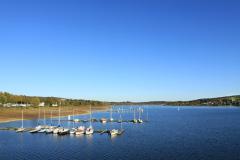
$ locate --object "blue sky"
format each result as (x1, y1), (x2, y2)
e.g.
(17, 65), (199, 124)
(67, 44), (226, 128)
(0, 0), (239, 101)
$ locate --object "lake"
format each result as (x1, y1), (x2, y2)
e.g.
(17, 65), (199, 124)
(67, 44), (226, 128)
(0, 106), (240, 160)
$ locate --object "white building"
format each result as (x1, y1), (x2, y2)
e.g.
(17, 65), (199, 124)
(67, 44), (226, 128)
(52, 103), (58, 107)
(38, 102), (45, 107)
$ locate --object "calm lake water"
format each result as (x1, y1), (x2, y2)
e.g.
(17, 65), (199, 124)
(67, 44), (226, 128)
(1, 106), (240, 160)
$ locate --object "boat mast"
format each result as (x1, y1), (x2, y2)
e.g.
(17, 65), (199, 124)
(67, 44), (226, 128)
(110, 106), (113, 120)
(146, 106), (149, 121)
(44, 105), (46, 125)
(89, 105), (92, 127)
(134, 107), (136, 120)
(50, 110), (53, 126)
(58, 103), (61, 126)
(72, 108), (75, 128)
(120, 114), (122, 130)
(21, 109), (23, 128)
(138, 107), (140, 120)
(38, 106), (41, 125)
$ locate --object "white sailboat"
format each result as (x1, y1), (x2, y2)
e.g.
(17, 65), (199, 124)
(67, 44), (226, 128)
(29, 107), (43, 133)
(109, 106), (114, 122)
(133, 107), (137, 123)
(58, 128), (70, 135)
(38, 106), (47, 133)
(70, 109), (76, 134)
(53, 104), (62, 134)
(16, 109), (25, 132)
(109, 129), (119, 136)
(75, 126), (85, 135)
(85, 105), (94, 135)
(110, 112), (124, 136)
(45, 110), (56, 134)
(100, 118), (107, 123)
(138, 107), (143, 123)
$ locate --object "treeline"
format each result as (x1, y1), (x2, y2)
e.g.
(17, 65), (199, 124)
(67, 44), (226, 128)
(0, 92), (107, 107)
(141, 95), (240, 106)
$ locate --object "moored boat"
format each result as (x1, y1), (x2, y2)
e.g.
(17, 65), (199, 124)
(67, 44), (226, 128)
(109, 129), (119, 136)
(16, 110), (25, 133)
(58, 128), (70, 135)
(70, 128), (76, 134)
(85, 126), (94, 135)
(75, 126), (85, 135)
(100, 118), (107, 123)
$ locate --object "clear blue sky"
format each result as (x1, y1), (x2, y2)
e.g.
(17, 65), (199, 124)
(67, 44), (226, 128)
(0, 0), (239, 102)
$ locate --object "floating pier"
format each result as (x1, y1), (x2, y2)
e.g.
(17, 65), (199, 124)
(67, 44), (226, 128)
(56, 118), (147, 123)
(0, 127), (125, 136)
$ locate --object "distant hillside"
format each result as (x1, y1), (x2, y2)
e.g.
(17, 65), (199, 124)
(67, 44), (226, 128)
(0, 92), (107, 107)
(0, 91), (239, 107)
(141, 95), (240, 106)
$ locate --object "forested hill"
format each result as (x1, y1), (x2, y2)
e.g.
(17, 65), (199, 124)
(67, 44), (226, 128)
(140, 95), (240, 106)
(1, 92), (240, 107)
(0, 92), (106, 107)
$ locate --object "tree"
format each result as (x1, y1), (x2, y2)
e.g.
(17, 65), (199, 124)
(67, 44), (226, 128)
(0, 94), (7, 104)
(30, 97), (40, 106)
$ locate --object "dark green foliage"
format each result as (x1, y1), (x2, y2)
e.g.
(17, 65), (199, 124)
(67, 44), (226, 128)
(0, 92), (106, 107)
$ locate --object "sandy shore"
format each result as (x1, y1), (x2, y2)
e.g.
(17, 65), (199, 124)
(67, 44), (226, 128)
(0, 105), (110, 123)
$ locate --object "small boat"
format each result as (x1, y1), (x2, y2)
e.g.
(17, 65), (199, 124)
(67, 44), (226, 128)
(109, 129), (119, 136)
(100, 118), (107, 123)
(132, 108), (138, 123)
(29, 125), (42, 133)
(38, 129), (46, 133)
(138, 119), (143, 123)
(133, 119), (138, 123)
(73, 119), (80, 122)
(85, 105), (94, 135)
(36, 125), (42, 130)
(45, 128), (54, 134)
(70, 128), (76, 134)
(137, 107), (143, 123)
(75, 126), (85, 135)
(29, 129), (39, 133)
(58, 128), (70, 135)
(85, 126), (94, 135)
(53, 127), (61, 134)
(16, 128), (25, 133)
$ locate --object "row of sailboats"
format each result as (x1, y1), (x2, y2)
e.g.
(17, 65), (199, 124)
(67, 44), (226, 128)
(16, 105), (147, 136)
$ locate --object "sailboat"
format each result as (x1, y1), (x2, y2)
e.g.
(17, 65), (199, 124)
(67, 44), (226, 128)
(29, 107), (42, 133)
(58, 128), (70, 135)
(118, 109), (122, 123)
(110, 113), (124, 136)
(100, 118), (107, 123)
(109, 106), (114, 122)
(53, 104), (62, 134)
(70, 109), (77, 134)
(16, 109), (25, 132)
(132, 107), (137, 123)
(75, 126), (85, 135)
(45, 110), (56, 134)
(38, 106), (47, 133)
(85, 105), (94, 135)
(138, 107), (143, 123)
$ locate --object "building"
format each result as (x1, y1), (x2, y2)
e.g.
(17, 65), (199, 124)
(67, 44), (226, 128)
(38, 102), (45, 107)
